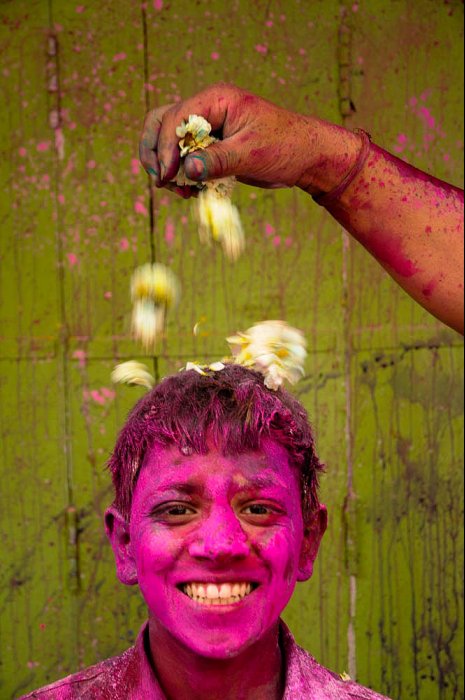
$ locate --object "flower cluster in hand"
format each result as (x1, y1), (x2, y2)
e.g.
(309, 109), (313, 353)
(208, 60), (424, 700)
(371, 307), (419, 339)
(226, 320), (307, 390)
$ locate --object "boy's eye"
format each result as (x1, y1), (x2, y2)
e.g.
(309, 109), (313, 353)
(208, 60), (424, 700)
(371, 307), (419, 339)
(150, 502), (196, 521)
(243, 504), (271, 515)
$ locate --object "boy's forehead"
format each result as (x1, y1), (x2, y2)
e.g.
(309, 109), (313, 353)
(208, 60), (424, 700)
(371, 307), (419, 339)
(140, 439), (297, 490)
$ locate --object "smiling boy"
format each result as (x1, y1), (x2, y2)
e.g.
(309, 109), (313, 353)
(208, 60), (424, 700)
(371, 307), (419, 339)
(23, 364), (390, 699)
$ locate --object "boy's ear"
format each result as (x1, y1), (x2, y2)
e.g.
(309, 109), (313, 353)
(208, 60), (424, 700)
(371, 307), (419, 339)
(297, 504), (327, 582)
(105, 506), (138, 586)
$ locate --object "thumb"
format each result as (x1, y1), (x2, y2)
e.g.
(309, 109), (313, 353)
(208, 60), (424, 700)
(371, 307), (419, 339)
(184, 139), (240, 182)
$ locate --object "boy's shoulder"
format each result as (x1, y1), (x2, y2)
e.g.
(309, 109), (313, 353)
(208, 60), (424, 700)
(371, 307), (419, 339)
(19, 644), (140, 699)
(282, 624), (392, 700)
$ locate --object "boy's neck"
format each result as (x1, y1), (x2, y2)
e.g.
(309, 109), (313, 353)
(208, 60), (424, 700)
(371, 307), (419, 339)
(147, 617), (284, 700)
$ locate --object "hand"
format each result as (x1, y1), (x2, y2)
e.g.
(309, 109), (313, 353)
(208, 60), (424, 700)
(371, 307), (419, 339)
(139, 83), (359, 198)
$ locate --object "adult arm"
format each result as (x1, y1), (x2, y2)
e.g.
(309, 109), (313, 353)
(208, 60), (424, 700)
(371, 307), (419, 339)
(139, 83), (464, 334)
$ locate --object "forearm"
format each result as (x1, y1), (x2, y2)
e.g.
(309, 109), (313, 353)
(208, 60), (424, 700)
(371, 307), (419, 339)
(303, 134), (464, 334)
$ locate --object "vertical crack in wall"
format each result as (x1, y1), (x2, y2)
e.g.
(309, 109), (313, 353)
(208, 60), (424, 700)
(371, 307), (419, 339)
(337, 0), (357, 681)
(141, 5), (159, 383)
(47, 0), (80, 603)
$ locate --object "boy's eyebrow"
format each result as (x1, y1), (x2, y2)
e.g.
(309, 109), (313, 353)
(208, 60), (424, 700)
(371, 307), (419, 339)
(241, 474), (288, 490)
(155, 481), (203, 495)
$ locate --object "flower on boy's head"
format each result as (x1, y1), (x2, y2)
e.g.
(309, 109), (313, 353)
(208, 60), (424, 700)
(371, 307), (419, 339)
(176, 114), (217, 157)
(183, 361), (226, 376)
(111, 361), (155, 390)
(130, 263), (180, 349)
(226, 320), (307, 391)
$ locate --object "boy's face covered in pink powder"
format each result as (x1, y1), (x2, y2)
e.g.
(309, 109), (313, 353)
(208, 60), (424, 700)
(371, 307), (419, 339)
(107, 439), (326, 659)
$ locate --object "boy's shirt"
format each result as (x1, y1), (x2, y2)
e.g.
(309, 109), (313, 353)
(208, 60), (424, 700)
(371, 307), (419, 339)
(21, 621), (391, 700)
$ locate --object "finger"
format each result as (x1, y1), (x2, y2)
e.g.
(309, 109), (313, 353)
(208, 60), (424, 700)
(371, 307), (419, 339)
(157, 83), (236, 183)
(139, 104), (173, 185)
(183, 138), (242, 182)
(164, 182), (199, 199)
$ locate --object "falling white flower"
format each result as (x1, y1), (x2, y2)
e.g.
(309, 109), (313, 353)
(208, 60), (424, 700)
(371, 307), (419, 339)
(176, 114), (217, 157)
(194, 187), (245, 261)
(226, 320), (307, 390)
(111, 361), (155, 389)
(175, 115), (246, 261)
(130, 263), (180, 349)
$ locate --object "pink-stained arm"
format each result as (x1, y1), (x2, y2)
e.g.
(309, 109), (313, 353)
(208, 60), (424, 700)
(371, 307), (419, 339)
(311, 140), (464, 334)
(139, 83), (464, 334)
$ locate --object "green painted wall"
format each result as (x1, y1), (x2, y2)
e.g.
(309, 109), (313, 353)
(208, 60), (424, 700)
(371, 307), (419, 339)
(0, 1), (463, 698)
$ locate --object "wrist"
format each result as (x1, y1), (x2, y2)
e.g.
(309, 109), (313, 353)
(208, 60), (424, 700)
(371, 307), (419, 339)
(296, 119), (363, 197)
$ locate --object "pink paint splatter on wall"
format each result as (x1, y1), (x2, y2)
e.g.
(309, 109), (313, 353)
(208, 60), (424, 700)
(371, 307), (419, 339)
(72, 349), (87, 368)
(134, 201), (148, 216)
(165, 219), (175, 246)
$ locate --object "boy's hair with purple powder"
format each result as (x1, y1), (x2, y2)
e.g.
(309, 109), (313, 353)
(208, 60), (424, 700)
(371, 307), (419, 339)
(108, 364), (324, 524)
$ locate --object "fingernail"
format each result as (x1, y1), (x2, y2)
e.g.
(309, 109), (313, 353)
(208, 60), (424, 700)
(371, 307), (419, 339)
(186, 154), (207, 181)
(159, 161), (166, 181)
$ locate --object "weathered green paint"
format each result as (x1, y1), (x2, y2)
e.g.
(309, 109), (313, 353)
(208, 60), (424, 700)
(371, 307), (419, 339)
(0, 1), (463, 698)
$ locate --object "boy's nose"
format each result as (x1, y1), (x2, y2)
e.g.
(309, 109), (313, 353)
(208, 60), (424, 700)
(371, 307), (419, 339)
(188, 510), (250, 560)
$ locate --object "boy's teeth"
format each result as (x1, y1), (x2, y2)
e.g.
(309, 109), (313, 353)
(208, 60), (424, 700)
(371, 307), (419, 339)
(183, 582), (253, 604)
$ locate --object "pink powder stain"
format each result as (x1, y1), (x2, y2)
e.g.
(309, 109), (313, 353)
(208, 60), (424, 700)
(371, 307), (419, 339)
(298, 48), (306, 56)
(153, 0), (163, 8)
(87, 160), (96, 169)
(443, 153), (450, 162)
(75, 5), (85, 12)
(131, 158), (141, 175)
(104, 291), (112, 299)
(67, 253), (78, 266)
(134, 201), (148, 216)
(409, 96), (418, 108)
(181, 215), (188, 225)
(165, 219), (175, 246)
(394, 133), (408, 153)
(18, 147), (27, 157)
(37, 141), (50, 152)
(422, 279), (437, 298)
(255, 44), (268, 54)
(285, 236), (293, 248)
(72, 349), (87, 368)
(104, 103), (112, 112)
(57, 193), (65, 205)
(210, 52), (220, 60)
(352, 2), (359, 10)
(272, 235), (281, 247)
(101, 387), (116, 400)
(90, 390), (106, 406)
(418, 106), (435, 130)
(119, 237), (130, 251)
(113, 52), (127, 62)
(265, 20), (273, 27)
(366, 232), (419, 277)
(264, 223), (275, 237)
